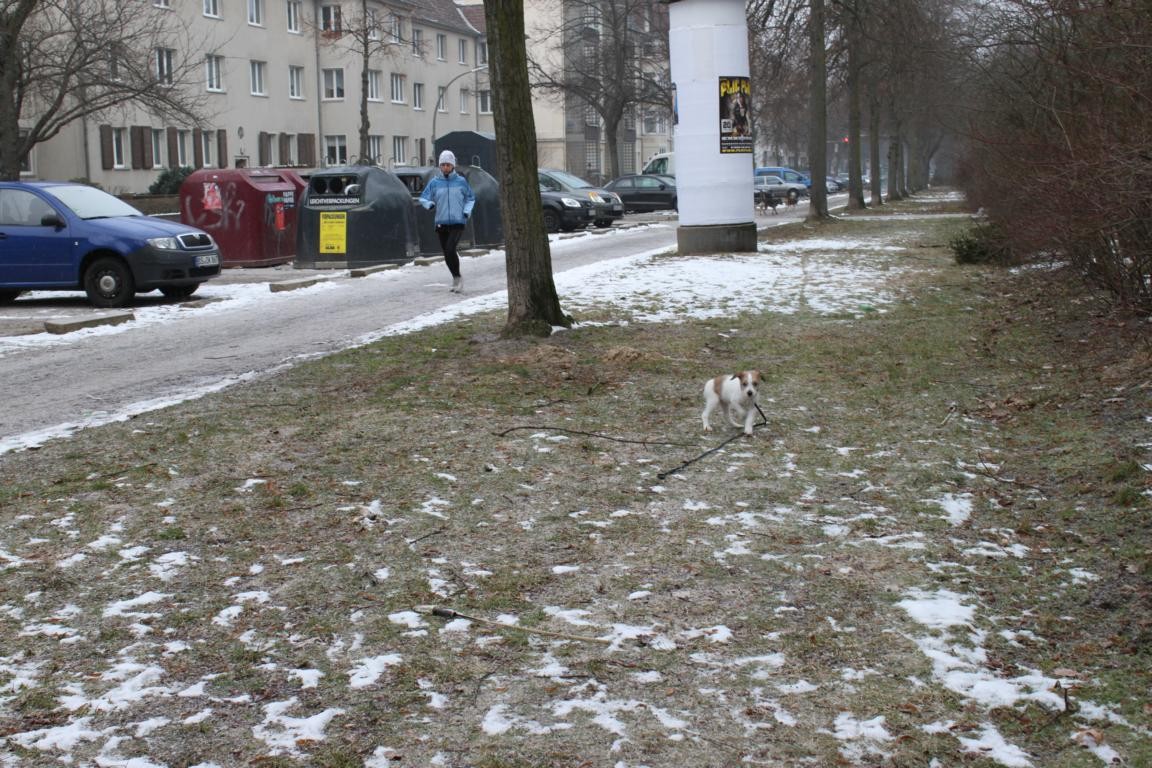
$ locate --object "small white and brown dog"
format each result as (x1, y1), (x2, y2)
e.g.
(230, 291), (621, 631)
(702, 370), (763, 436)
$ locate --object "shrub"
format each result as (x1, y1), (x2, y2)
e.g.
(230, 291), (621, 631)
(149, 166), (195, 195)
(950, 224), (1013, 265)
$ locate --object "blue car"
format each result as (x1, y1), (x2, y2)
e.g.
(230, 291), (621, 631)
(0, 181), (221, 308)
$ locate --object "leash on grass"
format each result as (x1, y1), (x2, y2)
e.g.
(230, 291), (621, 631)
(417, 605), (613, 645)
(493, 425), (696, 447)
(656, 404), (769, 480)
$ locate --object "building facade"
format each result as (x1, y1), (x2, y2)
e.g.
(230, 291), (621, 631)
(26, 0), (493, 194)
(21, 0), (671, 193)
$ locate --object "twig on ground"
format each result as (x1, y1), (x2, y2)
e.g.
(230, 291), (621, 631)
(406, 529), (445, 546)
(494, 425), (696, 447)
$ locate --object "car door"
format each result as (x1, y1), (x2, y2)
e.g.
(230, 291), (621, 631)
(611, 177), (635, 209)
(0, 188), (75, 285)
(633, 176), (664, 210)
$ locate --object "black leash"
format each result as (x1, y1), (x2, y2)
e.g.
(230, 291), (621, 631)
(657, 404), (769, 480)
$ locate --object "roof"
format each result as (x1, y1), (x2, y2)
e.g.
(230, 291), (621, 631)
(457, 4), (486, 34)
(409, 0), (479, 36)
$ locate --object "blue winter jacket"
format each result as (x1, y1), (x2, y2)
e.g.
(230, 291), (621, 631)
(419, 171), (476, 226)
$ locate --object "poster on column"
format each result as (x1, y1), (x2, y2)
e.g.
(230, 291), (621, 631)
(718, 76), (752, 154)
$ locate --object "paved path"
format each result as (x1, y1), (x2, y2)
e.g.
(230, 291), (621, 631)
(0, 204), (817, 452)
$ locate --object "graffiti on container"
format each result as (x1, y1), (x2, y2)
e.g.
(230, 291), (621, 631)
(183, 181), (247, 231)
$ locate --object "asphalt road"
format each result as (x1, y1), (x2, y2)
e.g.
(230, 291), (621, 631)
(0, 205), (814, 453)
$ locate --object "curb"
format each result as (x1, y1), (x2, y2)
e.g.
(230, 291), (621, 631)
(269, 277), (328, 293)
(43, 312), (134, 335)
(349, 264), (401, 278)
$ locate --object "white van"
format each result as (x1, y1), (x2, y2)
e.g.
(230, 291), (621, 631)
(642, 152), (674, 177)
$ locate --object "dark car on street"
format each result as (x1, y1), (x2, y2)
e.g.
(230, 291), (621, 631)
(540, 185), (596, 233)
(603, 174), (678, 212)
(537, 169), (625, 228)
(0, 181), (221, 308)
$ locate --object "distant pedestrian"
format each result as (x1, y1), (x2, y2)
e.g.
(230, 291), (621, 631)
(419, 150), (475, 293)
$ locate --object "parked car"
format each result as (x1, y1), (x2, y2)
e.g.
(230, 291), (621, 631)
(755, 166), (811, 188)
(826, 176), (846, 192)
(0, 181), (220, 308)
(603, 174), (678, 212)
(540, 185), (596, 233)
(753, 175), (807, 204)
(537, 169), (625, 228)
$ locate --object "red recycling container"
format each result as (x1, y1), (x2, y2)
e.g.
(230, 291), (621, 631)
(180, 169), (300, 267)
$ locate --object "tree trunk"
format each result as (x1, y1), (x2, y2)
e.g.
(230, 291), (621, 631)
(358, 0), (371, 164)
(886, 125), (903, 201)
(485, 0), (572, 337)
(806, 0), (829, 220)
(867, 79), (883, 206)
(603, 112), (622, 182)
(845, 4), (866, 210)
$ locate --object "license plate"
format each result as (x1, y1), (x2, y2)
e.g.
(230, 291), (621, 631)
(195, 253), (220, 267)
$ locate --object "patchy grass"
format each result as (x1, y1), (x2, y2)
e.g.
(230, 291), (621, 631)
(1, 193), (1149, 767)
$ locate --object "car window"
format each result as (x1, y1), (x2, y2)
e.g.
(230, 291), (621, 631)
(613, 178), (634, 189)
(538, 173), (561, 192)
(783, 171), (802, 183)
(0, 189), (57, 227)
(42, 185), (142, 219)
(543, 169), (593, 189)
(635, 177), (660, 189)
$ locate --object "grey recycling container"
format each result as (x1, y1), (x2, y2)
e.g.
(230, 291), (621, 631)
(295, 166), (418, 268)
(434, 131), (498, 180)
(394, 165), (504, 256)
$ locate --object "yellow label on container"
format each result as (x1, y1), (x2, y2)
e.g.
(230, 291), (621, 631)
(319, 212), (347, 254)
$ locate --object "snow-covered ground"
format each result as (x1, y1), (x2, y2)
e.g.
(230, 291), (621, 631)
(4, 191), (1142, 766)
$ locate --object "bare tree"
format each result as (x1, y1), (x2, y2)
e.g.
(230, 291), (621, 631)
(747, 0), (808, 167)
(806, 0), (830, 219)
(527, 0), (669, 180)
(314, 0), (405, 165)
(486, 0), (572, 337)
(0, 0), (209, 180)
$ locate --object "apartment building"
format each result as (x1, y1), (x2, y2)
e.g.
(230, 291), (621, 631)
(28, 0), (493, 194)
(22, 0), (671, 193)
(519, 0), (671, 183)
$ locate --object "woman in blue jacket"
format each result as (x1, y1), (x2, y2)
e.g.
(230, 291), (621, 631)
(419, 150), (476, 293)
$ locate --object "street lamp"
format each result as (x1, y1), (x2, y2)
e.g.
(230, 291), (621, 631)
(431, 65), (488, 161)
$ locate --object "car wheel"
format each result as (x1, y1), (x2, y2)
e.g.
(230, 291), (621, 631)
(542, 208), (560, 233)
(83, 256), (135, 308)
(0, 289), (22, 304)
(160, 284), (199, 300)
(671, 197), (677, 211)
(594, 219), (612, 228)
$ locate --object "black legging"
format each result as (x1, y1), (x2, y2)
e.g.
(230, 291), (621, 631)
(436, 224), (465, 278)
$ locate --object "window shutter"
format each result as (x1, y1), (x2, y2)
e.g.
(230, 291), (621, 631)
(141, 128), (155, 169)
(167, 128), (179, 167)
(99, 125), (114, 170)
(279, 133), (291, 165)
(216, 128), (228, 167)
(299, 134), (316, 166)
(193, 128), (204, 168)
(258, 131), (270, 166)
(130, 126), (147, 169)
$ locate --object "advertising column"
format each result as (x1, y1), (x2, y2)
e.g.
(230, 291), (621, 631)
(667, 0), (757, 254)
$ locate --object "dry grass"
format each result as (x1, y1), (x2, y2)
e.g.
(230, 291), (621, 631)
(1, 195), (1149, 767)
